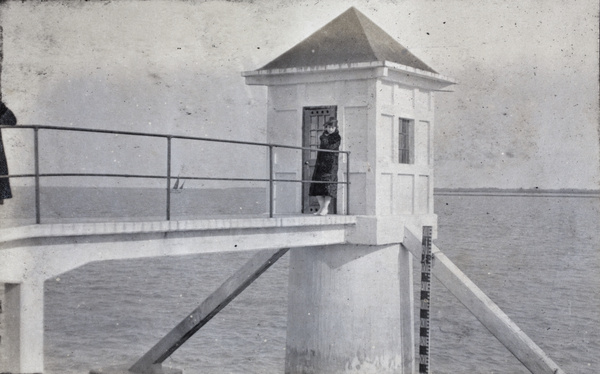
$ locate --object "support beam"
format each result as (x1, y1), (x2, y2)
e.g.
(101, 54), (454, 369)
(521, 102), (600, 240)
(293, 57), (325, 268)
(127, 247), (289, 374)
(402, 227), (565, 374)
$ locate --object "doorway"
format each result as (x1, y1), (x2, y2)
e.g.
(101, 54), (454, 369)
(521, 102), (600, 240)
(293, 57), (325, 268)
(302, 106), (337, 214)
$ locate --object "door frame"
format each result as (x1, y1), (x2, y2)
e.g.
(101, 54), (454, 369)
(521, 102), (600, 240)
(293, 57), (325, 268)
(301, 105), (337, 214)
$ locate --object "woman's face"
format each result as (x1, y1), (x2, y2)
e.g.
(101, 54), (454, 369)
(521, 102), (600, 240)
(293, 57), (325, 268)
(324, 125), (336, 134)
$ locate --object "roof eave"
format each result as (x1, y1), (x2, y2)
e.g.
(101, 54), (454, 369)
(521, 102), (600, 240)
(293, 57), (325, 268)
(242, 60), (456, 88)
(382, 61), (456, 86)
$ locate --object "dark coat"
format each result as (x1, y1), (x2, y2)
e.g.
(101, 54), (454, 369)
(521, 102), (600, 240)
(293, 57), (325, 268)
(309, 129), (341, 198)
(1, 102), (17, 200)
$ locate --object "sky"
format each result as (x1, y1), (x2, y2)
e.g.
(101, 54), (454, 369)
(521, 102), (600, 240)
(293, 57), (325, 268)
(1, 0), (598, 189)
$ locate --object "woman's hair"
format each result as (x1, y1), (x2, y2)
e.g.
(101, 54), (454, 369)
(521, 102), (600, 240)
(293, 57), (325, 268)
(324, 117), (338, 128)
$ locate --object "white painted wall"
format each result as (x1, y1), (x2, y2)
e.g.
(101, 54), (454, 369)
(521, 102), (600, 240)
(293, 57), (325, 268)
(376, 79), (435, 217)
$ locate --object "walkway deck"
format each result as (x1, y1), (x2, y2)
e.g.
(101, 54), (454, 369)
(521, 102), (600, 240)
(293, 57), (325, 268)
(0, 214), (356, 283)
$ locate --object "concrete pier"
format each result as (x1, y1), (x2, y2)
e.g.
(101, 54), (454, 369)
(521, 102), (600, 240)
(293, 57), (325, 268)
(285, 243), (414, 374)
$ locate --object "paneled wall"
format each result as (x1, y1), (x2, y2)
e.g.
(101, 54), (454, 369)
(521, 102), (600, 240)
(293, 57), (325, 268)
(266, 79), (373, 215)
(376, 79), (434, 217)
(261, 72), (436, 221)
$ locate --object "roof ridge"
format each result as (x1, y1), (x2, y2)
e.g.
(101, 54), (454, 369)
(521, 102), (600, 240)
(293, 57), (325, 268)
(352, 8), (378, 63)
(258, 7), (436, 74)
(354, 8), (437, 74)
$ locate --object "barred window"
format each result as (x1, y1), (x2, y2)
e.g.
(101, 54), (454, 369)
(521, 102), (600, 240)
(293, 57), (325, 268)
(399, 118), (414, 164)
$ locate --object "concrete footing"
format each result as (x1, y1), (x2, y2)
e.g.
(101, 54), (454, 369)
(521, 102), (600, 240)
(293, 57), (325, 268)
(285, 243), (414, 374)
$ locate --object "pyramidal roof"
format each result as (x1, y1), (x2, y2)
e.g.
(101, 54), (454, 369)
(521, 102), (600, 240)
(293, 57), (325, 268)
(260, 7), (436, 74)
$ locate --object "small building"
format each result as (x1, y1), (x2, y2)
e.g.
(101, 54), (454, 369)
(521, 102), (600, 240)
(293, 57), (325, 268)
(244, 7), (456, 374)
(244, 7), (455, 244)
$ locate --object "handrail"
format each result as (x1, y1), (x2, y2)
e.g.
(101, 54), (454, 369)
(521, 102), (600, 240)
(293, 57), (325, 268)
(0, 124), (350, 223)
(2, 124), (346, 152)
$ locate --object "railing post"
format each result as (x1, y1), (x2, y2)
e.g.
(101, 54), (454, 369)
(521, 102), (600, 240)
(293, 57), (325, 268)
(34, 127), (41, 224)
(268, 145), (274, 218)
(346, 151), (350, 215)
(166, 136), (172, 221)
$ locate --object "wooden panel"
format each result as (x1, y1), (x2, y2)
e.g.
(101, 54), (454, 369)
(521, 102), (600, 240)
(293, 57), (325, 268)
(397, 86), (414, 112)
(380, 81), (394, 105)
(379, 114), (394, 163)
(305, 82), (336, 102)
(415, 120), (430, 166)
(416, 90), (430, 112)
(269, 110), (298, 146)
(397, 174), (414, 214)
(271, 85), (297, 110)
(344, 106), (368, 163)
(379, 173), (393, 215)
(275, 172), (299, 214)
(416, 175), (429, 214)
(348, 172), (367, 215)
(344, 80), (369, 106)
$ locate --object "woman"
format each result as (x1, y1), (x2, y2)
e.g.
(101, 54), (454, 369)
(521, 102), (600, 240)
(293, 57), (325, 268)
(309, 117), (341, 216)
(0, 101), (17, 204)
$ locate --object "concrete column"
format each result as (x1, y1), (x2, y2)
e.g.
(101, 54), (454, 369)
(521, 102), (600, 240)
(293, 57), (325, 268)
(4, 281), (45, 374)
(285, 243), (414, 374)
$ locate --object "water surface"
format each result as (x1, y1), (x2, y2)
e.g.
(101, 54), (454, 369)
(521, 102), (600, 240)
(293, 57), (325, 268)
(32, 195), (600, 373)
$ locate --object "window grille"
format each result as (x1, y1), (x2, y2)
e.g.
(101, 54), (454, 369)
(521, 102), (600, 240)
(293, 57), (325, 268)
(399, 118), (413, 164)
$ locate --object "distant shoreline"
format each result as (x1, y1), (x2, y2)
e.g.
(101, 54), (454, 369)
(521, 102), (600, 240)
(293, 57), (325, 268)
(434, 188), (600, 198)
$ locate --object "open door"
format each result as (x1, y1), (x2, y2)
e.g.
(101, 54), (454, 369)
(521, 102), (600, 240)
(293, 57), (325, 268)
(302, 106), (337, 214)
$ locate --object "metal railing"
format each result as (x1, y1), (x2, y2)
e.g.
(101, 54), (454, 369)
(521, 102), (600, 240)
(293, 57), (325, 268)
(0, 124), (350, 223)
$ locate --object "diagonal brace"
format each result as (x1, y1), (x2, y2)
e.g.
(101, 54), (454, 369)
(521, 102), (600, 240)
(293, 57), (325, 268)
(402, 227), (564, 374)
(129, 247), (289, 373)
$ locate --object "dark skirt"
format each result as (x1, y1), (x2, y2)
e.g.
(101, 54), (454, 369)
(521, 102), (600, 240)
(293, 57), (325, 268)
(1, 103), (17, 200)
(308, 130), (340, 198)
(1, 136), (12, 200)
(309, 153), (339, 198)
(309, 171), (338, 198)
